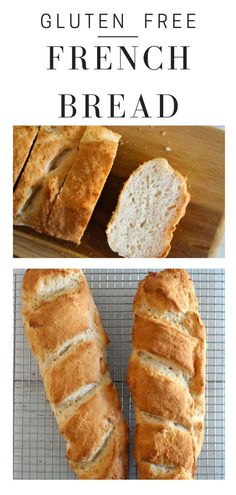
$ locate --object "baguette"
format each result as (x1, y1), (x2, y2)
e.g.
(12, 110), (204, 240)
(45, 126), (121, 244)
(127, 269), (206, 479)
(22, 269), (128, 479)
(13, 126), (85, 231)
(13, 126), (39, 186)
(106, 158), (190, 257)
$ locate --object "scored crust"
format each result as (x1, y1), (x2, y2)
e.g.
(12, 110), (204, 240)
(106, 158), (190, 258)
(61, 383), (121, 463)
(135, 421), (195, 477)
(132, 315), (197, 376)
(13, 126), (39, 186)
(128, 354), (194, 428)
(43, 339), (107, 404)
(127, 269), (206, 479)
(13, 126), (86, 231)
(22, 269), (128, 479)
(135, 268), (199, 314)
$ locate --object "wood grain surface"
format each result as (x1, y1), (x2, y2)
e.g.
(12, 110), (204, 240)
(13, 125), (225, 258)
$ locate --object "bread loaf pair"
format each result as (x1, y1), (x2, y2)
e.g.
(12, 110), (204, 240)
(22, 269), (128, 479)
(22, 269), (205, 479)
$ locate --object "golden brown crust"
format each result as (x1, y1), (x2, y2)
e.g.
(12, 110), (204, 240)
(136, 269), (198, 314)
(135, 422), (195, 475)
(127, 355), (194, 428)
(44, 340), (106, 404)
(127, 269), (206, 479)
(23, 290), (108, 361)
(22, 269), (128, 479)
(137, 462), (192, 480)
(13, 126), (39, 185)
(24, 294), (93, 357)
(133, 315), (197, 375)
(22, 268), (86, 311)
(13, 126), (85, 231)
(73, 417), (128, 479)
(61, 384), (121, 463)
(45, 126), (120, 244)
(23, 268), (81, 296)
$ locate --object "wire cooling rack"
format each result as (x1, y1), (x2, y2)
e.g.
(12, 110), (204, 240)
(13, 269), (225, 480)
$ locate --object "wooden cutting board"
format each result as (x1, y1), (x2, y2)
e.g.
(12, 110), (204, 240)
(13, 126), (225, 258)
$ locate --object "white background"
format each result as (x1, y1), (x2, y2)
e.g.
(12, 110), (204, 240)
(0, 0), (230, 124)
(0, 0), (235, 492)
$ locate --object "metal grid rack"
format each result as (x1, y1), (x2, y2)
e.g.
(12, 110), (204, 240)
(13, 269), (225, 480)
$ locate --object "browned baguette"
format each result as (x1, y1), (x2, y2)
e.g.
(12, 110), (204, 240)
(22, 269), (128, 479)
(45, 126), (121, 244)
(127, 269), (206, 479)
(13, 126), (39, 186)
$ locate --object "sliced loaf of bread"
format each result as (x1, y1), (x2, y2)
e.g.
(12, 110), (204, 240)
(106, 158), (190, 258)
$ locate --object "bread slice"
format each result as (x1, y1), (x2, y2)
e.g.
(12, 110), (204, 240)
(106, 158), (190, 258)
(45, 126), (121, 245)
